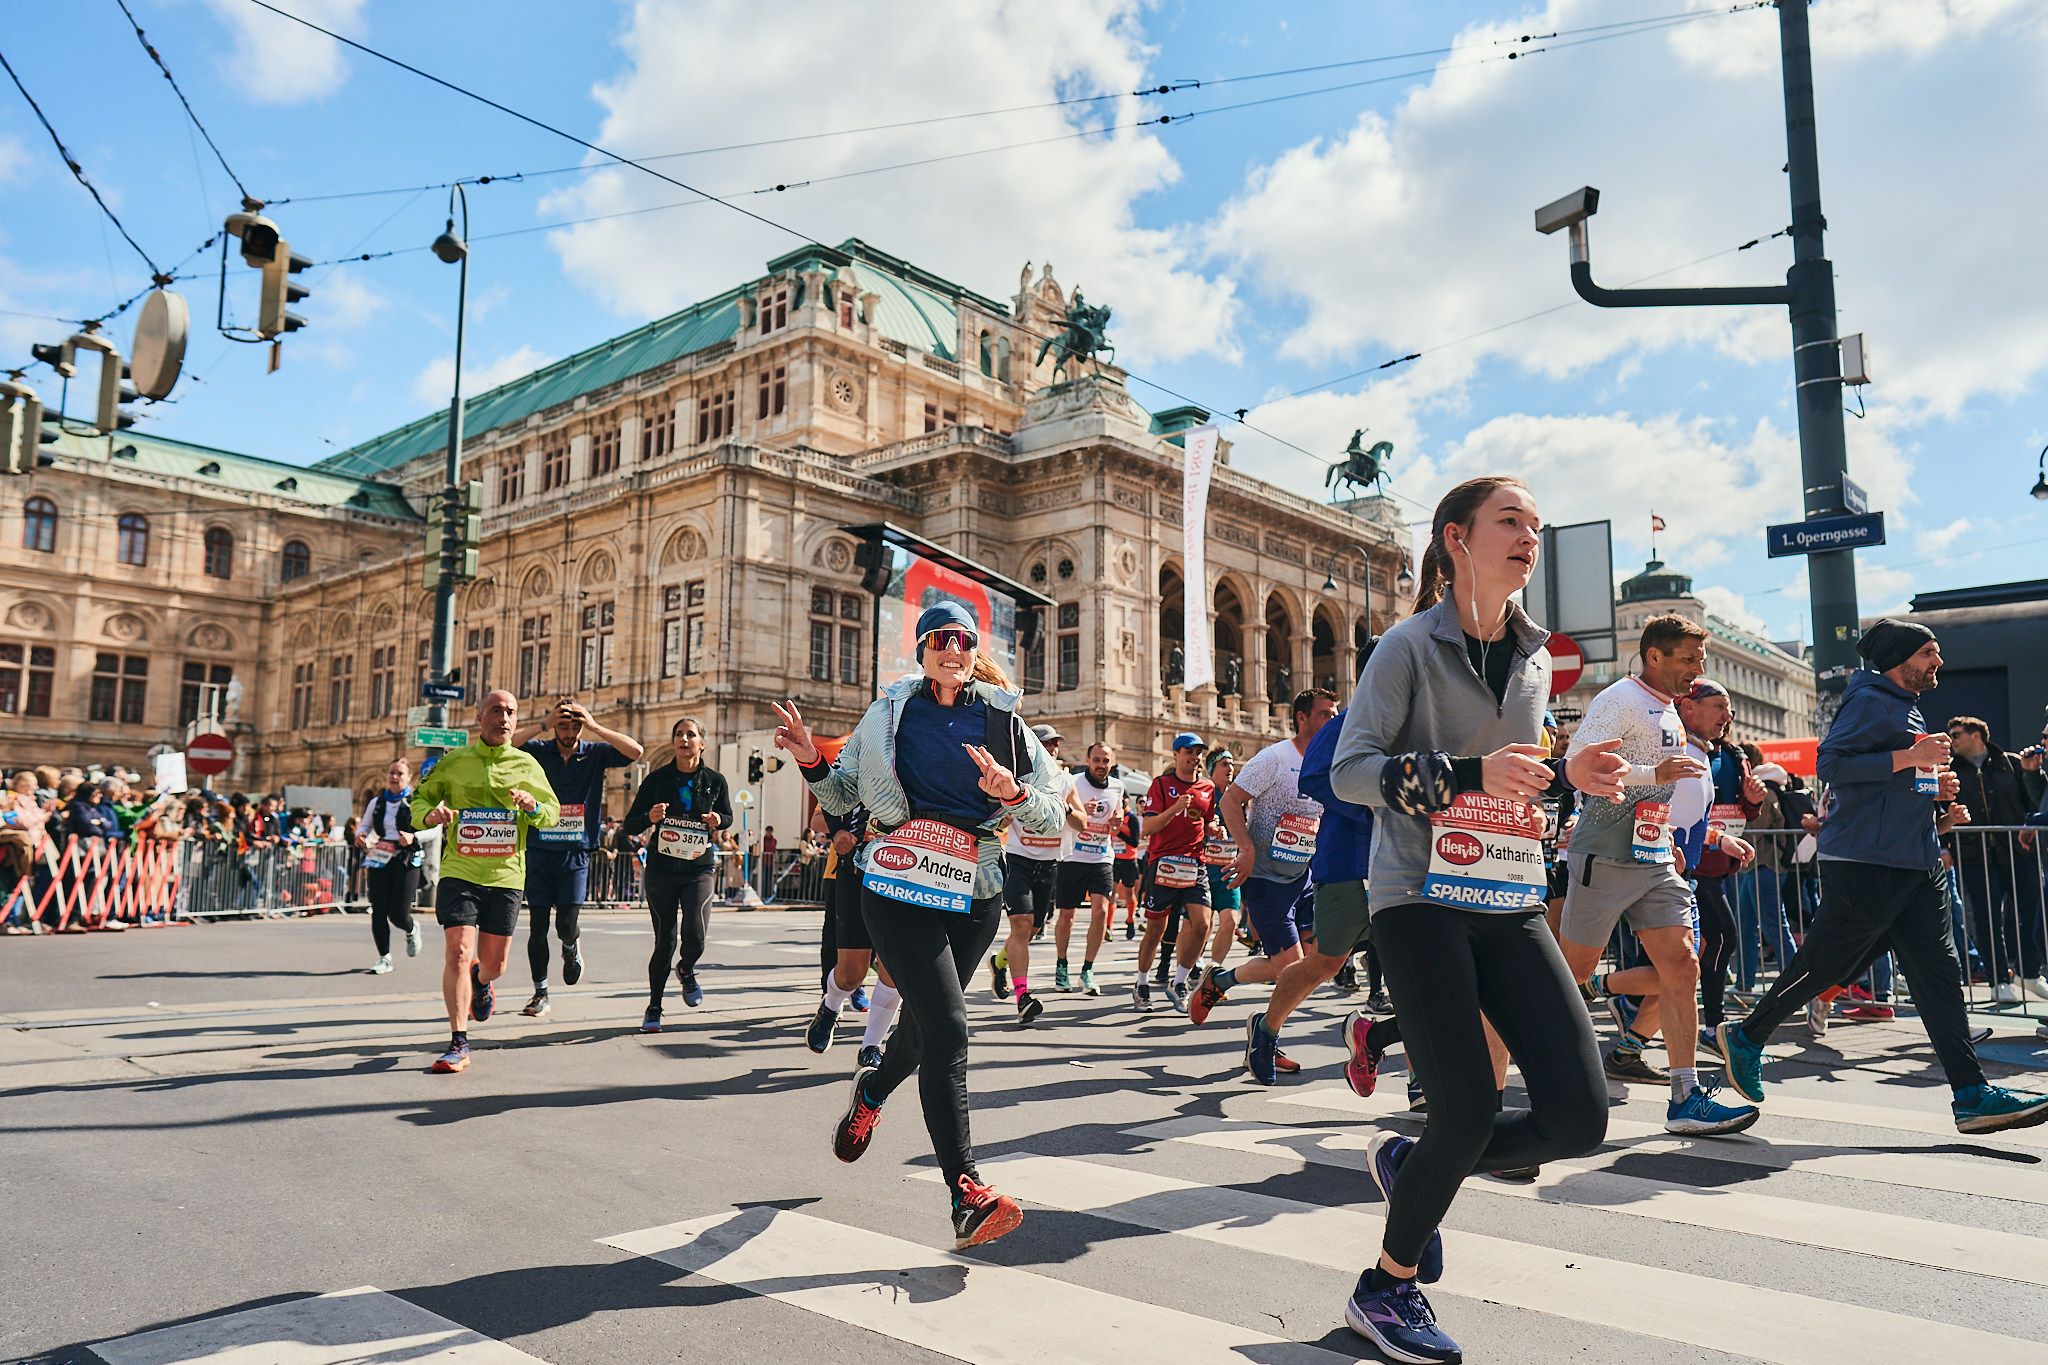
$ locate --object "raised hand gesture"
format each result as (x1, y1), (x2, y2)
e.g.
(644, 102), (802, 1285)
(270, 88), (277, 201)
(963, 744), (1021, 802)
(769, 699), (819, 767)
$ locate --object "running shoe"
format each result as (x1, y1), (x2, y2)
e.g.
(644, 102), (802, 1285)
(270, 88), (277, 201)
(1606, 993), (1640, 1035)
(562, 940), (584, 986)
(1364, 1131), (1443, 1283)
(834, 1064), (884, 1163)
(1053, 961), (1071, 992)
(1344, 1273), (1461, 1365)
(1953, 1085), (2048, 1134)
(430, 1041), (470, 1074)
(1492, 1165), (1541, 1182)
(1016, 992), (1044, 1026)
(1333, 961), (1359, 994)
(1666, 1083), (1761, 1136)
(1969, 1024), (1993, 1045)
(520, 991), (550, 1018)
(1188, 965), (1229, 1026)
(1995, 979), (2023, 1004)
(990, 955), (1010, 1002)
(1343, 1008), (1386, 1097)
(1603, 1044), (1667, 1084)
(2025, 975), (2048, 1002)
(850, 986), (870, 1012)
(806, 1003), (838, 1054)
(1806, 996), (1831, 1038)
(1844, 1003), (1895, 1022)
(1235, 923), (1257, 952)
(368, 955), (393, 975)
(469, 964), (494, 1022)
(1164, 974), (1190, 1014)
(1845, 983), (1874, 1003)
(1123, 919), (1135, 940)
(1366, 989), (1393, 1015)
(405, 925), (422, 958)
(1133, 980), (1154, 1012)
(1716, 1020), (1767, 1103)
(1274, 1050), (1301, 1074)
(1696, 1027), (1724, 1061)
(1080, 964), (1100, 996)
(856, 1043), (883, 1070)
(950, 1173), (1024, 1249)
(1244, 1011), (1279, 1086)
(1153, 961), (1171, 988)
(1407, 1081), (1427, 1113)
(679, 972), (704, 1008)
(641, 1008), (662, 1034)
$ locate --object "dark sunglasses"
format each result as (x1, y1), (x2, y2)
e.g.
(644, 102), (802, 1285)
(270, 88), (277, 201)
(924, 627), (977, 654)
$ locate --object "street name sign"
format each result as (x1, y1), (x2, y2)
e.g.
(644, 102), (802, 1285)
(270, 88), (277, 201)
(1766, 511), (1885, 558)
(411, 726), (470, 749)
(420, 681), (466, 701)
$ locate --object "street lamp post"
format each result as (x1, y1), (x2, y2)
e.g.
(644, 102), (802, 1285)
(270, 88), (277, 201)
(1322, 540), (1415, 647)
(426, 185), (469, 747)
(2031, 444), (2048, 502)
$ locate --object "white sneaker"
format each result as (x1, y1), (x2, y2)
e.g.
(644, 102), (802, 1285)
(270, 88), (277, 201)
(1805, 997), (1829, 1038)
(406, 925), (422, 958)
(369, 955), (393, 974)
(2023, 976), (2048, 1002)
(1996, 980), (2023, 1004)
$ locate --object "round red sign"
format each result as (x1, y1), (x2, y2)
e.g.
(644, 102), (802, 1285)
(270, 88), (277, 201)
(872, 846), (918, 873)
(185, 731), (235, 777)
(1545, 632), (1585, 698)
(1436, 831), (1484, 866)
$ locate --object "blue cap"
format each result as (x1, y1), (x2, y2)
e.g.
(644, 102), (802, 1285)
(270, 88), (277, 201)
(1543, 710), (1557, 727)
(914, 600), (978, 660)
(1172, 732), (1206, 752)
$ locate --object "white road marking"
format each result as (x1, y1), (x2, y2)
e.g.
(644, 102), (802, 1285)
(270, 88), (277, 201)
(91, 1285), (546, 1364)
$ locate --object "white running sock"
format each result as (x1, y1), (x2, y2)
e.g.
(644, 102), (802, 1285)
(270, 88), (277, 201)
(862, 985), (899, 1047)
(1173, 965), (1192, 990)
(823, 978), (853, 1011)
(1671, 1067), (1698, 1104)
(1135, 968), (1149, 987)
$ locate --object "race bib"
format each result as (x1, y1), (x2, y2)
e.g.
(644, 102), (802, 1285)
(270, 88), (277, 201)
(362, 840), (397, 870)
(536, 802), (586, 846)
(655, 817), (712, 861)
(1200, 834), (1237, 867)
(1707, 803), (1747, 839)
(1073, 806), (1114, 857)
(1911, 737), (1940, 797)
(864, 818), (978, 912)
(1016, 829), (1063, 853)
(1631, 801), (1673, 864)
(1422, 794), (1547, 909)
(1271, 812), (1320, 868)
(456, 809), (517, 858)
(1153, 855), (1201, 889)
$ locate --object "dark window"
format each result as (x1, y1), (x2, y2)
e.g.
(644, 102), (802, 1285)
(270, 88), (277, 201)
(589, 426), (621, 477)
(289, 661), (315, 728)
(498, 454), (525, 504)
(810, 587), (833, 616)
(369, 646), (395, 718)
(683, 580), (705, 676)
(696, 388), (735, 444)
(757, 365), (787, 420)
(757, 288), (789, 332)
(838, 293), (855, 328)
(661, 587), (683, 681)
(203, 526), (233, 578)
(179, 661), (232, 726)
(0, 643), (55, 717)
(540, 441), (571, 492)
(1023, 631), (1046, 695)
(641, 409), (674, 461)
(90, 653), (119, 723)
(519, 612), (552, 699)
(328, 654), (353, 725)
(921, 403), (957, 434)
(840, 593), (862, 621)
(22, 497), (56, 553)
(838, 626), (861, 686)
(578, 602), (613, 689)
(117, 513), (148, 566)
(809, 621), (833, 682)
(1057, 601), (1080, 692)
(464, 626), (493, 694)
(280, 540), (311, 581)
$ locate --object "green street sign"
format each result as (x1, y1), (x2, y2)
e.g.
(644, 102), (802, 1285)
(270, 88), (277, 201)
(411, 726), (470, 749)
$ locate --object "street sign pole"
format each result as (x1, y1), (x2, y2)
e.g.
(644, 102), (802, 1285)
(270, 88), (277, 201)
(426, 187), (470, 762)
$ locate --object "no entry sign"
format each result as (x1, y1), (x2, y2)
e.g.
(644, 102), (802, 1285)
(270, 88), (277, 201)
(1545, 632), (1584, 698)
(186, 730), (236, 777)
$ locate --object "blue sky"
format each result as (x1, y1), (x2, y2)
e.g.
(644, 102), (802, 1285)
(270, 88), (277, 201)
(5, 0), (2044, 643)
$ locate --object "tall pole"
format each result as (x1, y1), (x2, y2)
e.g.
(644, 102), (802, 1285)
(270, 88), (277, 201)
(427, 185), (469, 747)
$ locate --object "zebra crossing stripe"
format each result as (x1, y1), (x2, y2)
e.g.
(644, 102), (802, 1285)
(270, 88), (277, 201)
(1132, 1116), (2048, 1289)
(601, 1206), (1359, 1364)
(954, 1152), (2048, 1365)
(90, 1285), (547, 1364)
(1758, 1085), (2048, 1149)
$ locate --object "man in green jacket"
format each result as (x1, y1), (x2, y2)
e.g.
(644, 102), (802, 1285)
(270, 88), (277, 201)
(410, 689), (560, 1073)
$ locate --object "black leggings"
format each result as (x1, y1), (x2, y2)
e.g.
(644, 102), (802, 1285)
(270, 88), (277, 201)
(527, 904), (583, 985)
(860, 888), (1002, 1189)
(1695, 874), (1737, 1027)
(646, 865), (715, 1008)
(365, 861), (418, 956)
(1372, 903), (1607, 1268)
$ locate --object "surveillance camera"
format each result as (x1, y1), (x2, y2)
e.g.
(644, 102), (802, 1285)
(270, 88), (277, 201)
(1534, 186), (1600, 235)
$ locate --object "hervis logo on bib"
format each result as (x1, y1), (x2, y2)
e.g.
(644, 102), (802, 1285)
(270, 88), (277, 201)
(872, 845), (920, 874)
(1435, 831), (1484, 867)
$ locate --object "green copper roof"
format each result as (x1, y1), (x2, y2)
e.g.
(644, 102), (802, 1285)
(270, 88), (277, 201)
(44, 422), (415, 520)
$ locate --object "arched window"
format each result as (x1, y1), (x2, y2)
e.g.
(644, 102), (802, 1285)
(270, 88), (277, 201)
(117, 513), (149, 566)
(22, 497), (56, 553)
(996, 336), (1012, 384)
(280, 540), (311, 582)
(979, 330), (994, 376)
(203, 526), (234, 579)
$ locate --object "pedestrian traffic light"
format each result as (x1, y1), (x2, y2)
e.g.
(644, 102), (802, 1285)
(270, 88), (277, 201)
(748, 750), (764, 785)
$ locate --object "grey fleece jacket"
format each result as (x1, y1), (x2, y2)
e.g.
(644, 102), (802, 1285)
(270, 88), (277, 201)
(1329, 595), (1552, 916)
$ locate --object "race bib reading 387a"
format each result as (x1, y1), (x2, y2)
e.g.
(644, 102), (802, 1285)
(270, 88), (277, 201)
(864, 818), (979, 913)
(1422, 794), (1547, 910)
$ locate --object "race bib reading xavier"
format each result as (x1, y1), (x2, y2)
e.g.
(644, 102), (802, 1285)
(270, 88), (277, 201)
(536, 802), (586, 846)
(456, 809), (517, 858)
(655, 817), (711, 861)
(1422, 794), (1546, 910)
(1271, 812), (1320, 868)
(865, 818), (978, 912)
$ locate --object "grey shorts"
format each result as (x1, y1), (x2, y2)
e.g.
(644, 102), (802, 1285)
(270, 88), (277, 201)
(1312, 880), (1371, 956)
(1559, 853), (1695, 947)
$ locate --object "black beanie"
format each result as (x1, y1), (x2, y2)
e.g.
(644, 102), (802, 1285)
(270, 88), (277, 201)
(1857, 618), (1935, 674)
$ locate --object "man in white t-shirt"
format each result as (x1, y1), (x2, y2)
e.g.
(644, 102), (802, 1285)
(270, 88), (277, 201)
(1053, 741), (1120, 996)
(991, 725), (1077, 1024)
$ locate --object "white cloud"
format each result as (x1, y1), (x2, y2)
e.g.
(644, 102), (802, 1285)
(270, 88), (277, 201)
(202, 0), (367, 105)
(0, 135), (28, 185)
(316, 271), (388, 329)
(1696, 584), (1767, 637)
(541, 0), (1239, 365)
(412, 345), (549, 406)
(1915, 516), (1973, 555)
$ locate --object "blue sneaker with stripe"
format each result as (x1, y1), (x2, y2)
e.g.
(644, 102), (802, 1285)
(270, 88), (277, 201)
(1365, 1132), (1442, 1283)
(1666, 1082), (1760, 1136)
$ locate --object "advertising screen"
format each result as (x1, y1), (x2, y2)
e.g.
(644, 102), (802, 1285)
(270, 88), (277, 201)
(873, 542), (1020, 692)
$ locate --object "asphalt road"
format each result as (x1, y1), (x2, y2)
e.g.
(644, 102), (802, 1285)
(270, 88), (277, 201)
(7, 907), (2048, 1364)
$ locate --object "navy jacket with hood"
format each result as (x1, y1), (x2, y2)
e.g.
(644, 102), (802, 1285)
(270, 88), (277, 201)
(1815, 669), (1940, 871)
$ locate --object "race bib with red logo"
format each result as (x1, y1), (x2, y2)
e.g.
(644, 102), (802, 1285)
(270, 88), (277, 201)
(1152, 855), (1201, 889)
(1016, 829), (1063, 853)
(1707, 803), (1747, 839)
(1073, 803), (1114, 858)
(1270, 812), (1320, 869)
(654, 817), (711, 861)
(1200, 833), (1237, 867)
(1422, 794), (1547, 910)
(456, 809), (517, 858)
(865, 818), (979, 912)
(1631, 801), (1673, 864)
(536, 802), (586, 846)
(363, 839), (398, 870)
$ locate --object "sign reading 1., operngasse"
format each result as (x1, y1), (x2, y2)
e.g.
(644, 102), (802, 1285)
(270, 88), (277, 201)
(1766, 511), (1885, 558)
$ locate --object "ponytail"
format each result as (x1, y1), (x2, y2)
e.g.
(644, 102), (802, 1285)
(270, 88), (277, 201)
(1409, 475), (1529, 619)
(971, 651), (1013, 690)
(1411, 541), (1454, 613)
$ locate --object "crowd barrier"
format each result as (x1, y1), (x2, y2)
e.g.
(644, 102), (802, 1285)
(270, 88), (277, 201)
(584, 846), (828, 909)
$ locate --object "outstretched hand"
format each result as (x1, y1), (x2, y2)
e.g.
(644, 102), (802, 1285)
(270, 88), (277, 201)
(963, 744), (1021, 802)
(769, 699), (819, 767)
(1566, 738), (1628, 801)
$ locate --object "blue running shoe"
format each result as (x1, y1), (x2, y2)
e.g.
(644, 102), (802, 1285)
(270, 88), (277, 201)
(805, 1003), (838, 1055)
(1666, 1082), (1760, 1136)
(1696, 1027), (1725, 1061)
(857, 1043), (883, 1070)
(1244, 1011), (1279, 1086)
(1716, 1020), (1765, 1103)
(1953, 1084), (2048, 1134)
(1606, 993), (1639, 1035)
(1345, 1272), (1461, 1364)
(641, 1007), (662, 1034)
(679, 971), (704, 1008)
(430, 1040), (470, 1073)
(1365, 1132), (1442, 1283)
(850, 985), (870, 1012)
(469, 963), (494, 1022)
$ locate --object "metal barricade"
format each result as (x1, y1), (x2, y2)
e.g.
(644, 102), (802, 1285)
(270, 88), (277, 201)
(173, 839), (355, 919)
(1948, 825), (2048, 1017)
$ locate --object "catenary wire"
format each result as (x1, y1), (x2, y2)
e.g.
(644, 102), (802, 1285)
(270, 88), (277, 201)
(0, 46), (164, 277)
(110, 0), (253, 202)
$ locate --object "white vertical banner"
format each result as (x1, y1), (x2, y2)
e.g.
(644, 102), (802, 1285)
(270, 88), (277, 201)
(1181, 424), (1219, 692)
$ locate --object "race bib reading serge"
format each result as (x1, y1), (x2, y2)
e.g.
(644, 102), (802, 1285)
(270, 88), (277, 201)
(1631, 801), (1673, 864)
(456, 809), (516, 858)
(1152, 855), (1201, 888)
(654, 817), (711, 861)
(1422, 794), (1547, 909)
(864, 818), (978, 912)
(1271, 812), (1320, 868)
(1707, 803), (1747, 839)
(362, 840), (397, 870)
(536, 803), (586, 846)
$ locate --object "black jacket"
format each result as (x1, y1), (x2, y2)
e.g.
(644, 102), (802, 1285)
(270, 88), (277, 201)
(622, 762), (736, 870)
(1949, 745), (2045, 835)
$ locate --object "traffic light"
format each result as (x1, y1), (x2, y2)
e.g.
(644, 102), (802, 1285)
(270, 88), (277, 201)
(258, 248), (311, 340)
(748, 750), (764, 785)
(39, 326), (126, 436)
(420, 481), (484, 588)
(0, 376), (44, 476)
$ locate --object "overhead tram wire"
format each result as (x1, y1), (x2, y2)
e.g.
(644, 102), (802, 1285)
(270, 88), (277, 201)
(110, 0), (254, 202)
(0, 46), (165, 278)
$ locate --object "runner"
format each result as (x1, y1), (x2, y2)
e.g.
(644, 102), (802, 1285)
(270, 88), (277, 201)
(1134, 734), (1217, 1013)
(1053, 742), (1121, 996)
(1112, 797), (1143, 938)
(620, 717), (734, 1032)
(991, 724), (1070, 1024)
(1189, 689), (1339, 1089)
(1329, 475), (1626, 1363)
(356, 757), (423, 974)
(1718, 620), (2048, 1133)
(510, 699), (643, 1018)
(1197, 749), (1244, 978)
(1676, 680), (1765, 1059)
(774, 601), (1066, 1249)
(1558, 615), (1760, 1136)
(807, 804), (900, 1066)
(409, 690), (561, 1074)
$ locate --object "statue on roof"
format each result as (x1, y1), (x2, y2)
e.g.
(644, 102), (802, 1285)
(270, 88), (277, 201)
(1326, 428), (1394, 499)
(1035, 289), (1116, 383)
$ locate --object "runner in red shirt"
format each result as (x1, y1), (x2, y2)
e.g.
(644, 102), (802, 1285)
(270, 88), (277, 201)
(1134, 733), (1216, 1012)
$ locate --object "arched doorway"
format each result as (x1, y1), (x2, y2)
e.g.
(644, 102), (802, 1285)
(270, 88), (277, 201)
(1264, 593), (1295, 704)
(1214, 582), (1245, 697)
(1159, 564), (1185, 692)
(1312, 606), (1341, 693)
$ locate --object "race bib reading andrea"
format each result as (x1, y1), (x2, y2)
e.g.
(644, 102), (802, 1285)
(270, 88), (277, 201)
(536, 802), (586, 845)
(456, 809), (517, 858)
(1422, 794), (1546, 910)
(864, 818), (978, 913)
